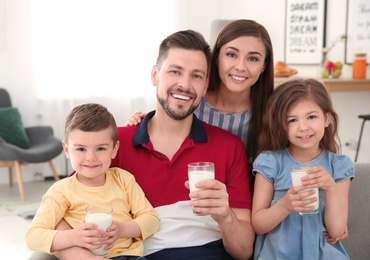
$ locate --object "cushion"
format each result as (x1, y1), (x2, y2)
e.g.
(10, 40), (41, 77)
(0, 107), (31, 149)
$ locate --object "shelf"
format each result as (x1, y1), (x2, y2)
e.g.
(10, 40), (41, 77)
(274, 78), (370, 94)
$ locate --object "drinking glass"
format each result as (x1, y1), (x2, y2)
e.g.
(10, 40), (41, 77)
(188, 162), (215, 198)
(85, 205), (113, 256)
(290, 164), (319, 216)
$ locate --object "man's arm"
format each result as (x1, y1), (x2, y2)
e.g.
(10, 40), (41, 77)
(53, 219), (104, 260)
(189, 180), (254, 259)
(218, 208), (254, 260)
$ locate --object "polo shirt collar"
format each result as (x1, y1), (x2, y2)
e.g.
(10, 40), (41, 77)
(133, 110), (208, 146)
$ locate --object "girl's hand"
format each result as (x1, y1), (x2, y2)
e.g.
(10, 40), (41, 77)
(125, 111), (145, 126)
(283, 185), (317, 213)
(103, 220), (120, 250)
(302, 165), (336, 191)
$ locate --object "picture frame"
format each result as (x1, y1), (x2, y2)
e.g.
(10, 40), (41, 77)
(345, 0), (370, 64)
(284, 0), (327, 65)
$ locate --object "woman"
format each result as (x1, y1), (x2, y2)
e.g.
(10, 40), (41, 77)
(196, 19), (274, 166)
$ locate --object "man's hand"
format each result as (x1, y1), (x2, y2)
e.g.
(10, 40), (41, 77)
(54, 219), (107, 260)
(323, 225), (349, 245)
(186, 179), (230, 221)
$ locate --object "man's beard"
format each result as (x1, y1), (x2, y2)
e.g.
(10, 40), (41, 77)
(157, 93), (197, 121)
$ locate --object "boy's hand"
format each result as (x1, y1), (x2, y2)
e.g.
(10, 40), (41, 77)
(103, 220), (120, 250)
(72, 219), (107, 250)
(125, 111), (145, 126)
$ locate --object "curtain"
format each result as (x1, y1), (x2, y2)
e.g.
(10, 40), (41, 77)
(29, 0), (178, 176)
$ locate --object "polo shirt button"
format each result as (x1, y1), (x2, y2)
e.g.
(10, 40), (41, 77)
(156, 153), (160, 158)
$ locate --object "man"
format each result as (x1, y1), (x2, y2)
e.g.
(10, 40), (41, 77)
(112, 30), (254, 260)
(29, 30), (254, 260)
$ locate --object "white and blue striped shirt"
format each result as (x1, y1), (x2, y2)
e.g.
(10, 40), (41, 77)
(194, 97), (251, 152)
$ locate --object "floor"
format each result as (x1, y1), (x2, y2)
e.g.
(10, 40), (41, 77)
(0, 179), (55, 259)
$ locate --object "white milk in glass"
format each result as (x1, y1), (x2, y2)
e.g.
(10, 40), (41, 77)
(291, 169), (319, 215)
(188, 170), (215, 192)
(85, 206), (113, 256)
(188, 162), (215, 200)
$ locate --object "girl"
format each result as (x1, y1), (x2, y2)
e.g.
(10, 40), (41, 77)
(252, 78), (354, 259)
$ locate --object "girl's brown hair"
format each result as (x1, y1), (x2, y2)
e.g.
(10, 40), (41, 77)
(258, 78), (340, 154)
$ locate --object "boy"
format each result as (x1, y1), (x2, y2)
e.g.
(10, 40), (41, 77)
(26, 103), (159, 259)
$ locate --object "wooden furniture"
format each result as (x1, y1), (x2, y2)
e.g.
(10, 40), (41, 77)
(274, 78), (370, 94)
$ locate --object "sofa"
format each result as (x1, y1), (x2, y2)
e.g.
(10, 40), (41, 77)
(28, 162), (370, 260)
(341, 162), (370, 259)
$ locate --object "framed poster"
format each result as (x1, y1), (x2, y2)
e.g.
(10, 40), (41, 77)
(285, 0), (327, 65)
(345, 0), (370, 64)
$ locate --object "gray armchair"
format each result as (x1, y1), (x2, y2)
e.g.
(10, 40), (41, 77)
(0, 88), (63, 201)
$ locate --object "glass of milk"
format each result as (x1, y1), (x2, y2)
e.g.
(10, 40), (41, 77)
(85, 205), (113, 256)
(188, 162), (215, 198)
(290, 164), (319, 216)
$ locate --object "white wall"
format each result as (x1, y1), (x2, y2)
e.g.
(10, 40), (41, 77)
(0, 0), (369, 185)
(183, 0), (370, 162)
